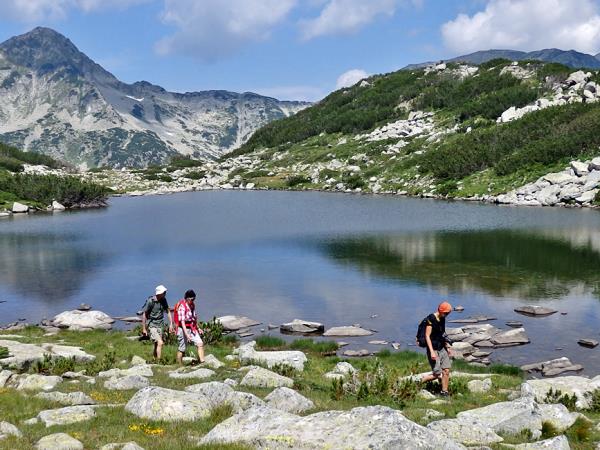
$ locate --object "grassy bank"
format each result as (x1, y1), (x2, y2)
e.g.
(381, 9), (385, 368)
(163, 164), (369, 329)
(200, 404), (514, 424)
(0, 327), (598, 449)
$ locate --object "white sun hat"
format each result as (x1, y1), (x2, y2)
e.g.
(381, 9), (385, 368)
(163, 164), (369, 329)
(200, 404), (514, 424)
(155, 285), (167, 295)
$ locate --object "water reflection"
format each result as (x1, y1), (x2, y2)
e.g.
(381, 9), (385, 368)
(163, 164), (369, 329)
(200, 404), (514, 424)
(321, 230), (600, 300)
(0, 232), (108, 302)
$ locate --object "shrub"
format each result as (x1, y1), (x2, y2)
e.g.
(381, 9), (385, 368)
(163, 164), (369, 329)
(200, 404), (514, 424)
(85, 351), (117, 376)
(169, 155), (204, 168)
(541, 421), (560, 439)
(0, 142), (63, 169)
(184, 170), (206, 180)
(198, 317), (224, 345)
(0, 346), (8, 359)
(31, 354), (75, 375)
(0, 155), (24, 172)
(285, 175), (310, 187)
(342, 173), (365, 189)
(271, 362), (296, 378)
(544, 388), (578, 410)
(566, 417), (592, 442)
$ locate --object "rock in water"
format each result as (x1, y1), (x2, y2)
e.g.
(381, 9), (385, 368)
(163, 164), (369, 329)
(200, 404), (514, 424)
(491, 328), (530, 346)
(11, 202), (28, 213)
(52, 201), (66, 211)
(200, 405), (465, 449)
(51, 310), (115, 330)
(280, 319), (324, 335)
(217, 315), (260, 331)
(577, 339), (599, 348)
(35, 433), (84, 450)
(323, 326), (374, 337)
(514, 306), (557, 317)
(265, 387), (315, 413)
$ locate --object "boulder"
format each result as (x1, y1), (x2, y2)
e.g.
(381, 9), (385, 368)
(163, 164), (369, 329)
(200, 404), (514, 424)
(590, 157), (600, 171)
(428, 417), (503, 446)
(280, 319), (324, 335)
(514, 435), (570, 450)
(514, 306), (557, 316)
(98, 365), (153, 378)
(0, 339), (95, 370)
(521, 357), (584, 377)
(100, 443), (145, 450)
(236, 341), (307, 371)
(570, 161), (589, 176)
(37, 405), (96, 427)
(522, 375), (600, 409)
(35, 433), (84, 450)
(104, 375), (149, 390)
(537, 185), (561, 206)
(201, 405), (465, 449)
(36, 391), (96, 406)
(51, 310), (115, 331)
(468, 378), (492, 393)
(202, 354), (224, 369)
(13, 374), (62, 391)
(52, 201), (66, 211)
(0, 421), (21, 439)
(130, 355), (146, 366)
(543, 173), (576, 185)
(577, 339), (599, 348)
(185, 381), (264, 413)
(265, 387), (315, 413)
(575, 189), (598, 203)
(217, 315), (260, 331)
(342, 349), (371, 357)
(566, 70), (591, 84)
(240, 367), (294, 389)
(168, 367), (215, 380)
(323, 326), (373, 337)
(11, 202), (28, 213)
(491, 328), (530, 346)
(0, 370), (13, 388)
(537, 404), (577, 431)
(125, 386), (212, 421)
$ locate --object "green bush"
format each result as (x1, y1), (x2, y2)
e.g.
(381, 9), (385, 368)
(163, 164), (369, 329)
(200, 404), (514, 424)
(544, 388), (578, 410)
(566, 417), (592, 442)
(0, 142), (63, 169)
(85, 351), (117, 376)
(0, 155), (24, 172)
(198, 317), (224, 345)
(342, 173), (365, 189)
(285, 175), (310, 187)
(184, 170), (206, 180)
(0, 346), (9, 359)
(169, 155), (204, 168)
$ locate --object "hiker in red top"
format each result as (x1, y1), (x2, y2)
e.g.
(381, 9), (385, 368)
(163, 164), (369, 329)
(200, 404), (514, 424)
(175, 289), (205, 365)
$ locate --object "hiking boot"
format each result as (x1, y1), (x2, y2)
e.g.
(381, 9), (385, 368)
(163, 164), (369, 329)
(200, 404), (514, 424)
(439, 391), (450, 397)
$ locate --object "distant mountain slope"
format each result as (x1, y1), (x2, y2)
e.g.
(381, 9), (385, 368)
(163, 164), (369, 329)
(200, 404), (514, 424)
(0, 27), (309, 168)
(404, 48), (600, 70)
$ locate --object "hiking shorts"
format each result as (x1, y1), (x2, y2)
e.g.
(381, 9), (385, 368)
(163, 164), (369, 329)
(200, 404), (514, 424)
(177, 328), (203, 353)
(428, 347), (451, 375)
(149, 326), (163, 344)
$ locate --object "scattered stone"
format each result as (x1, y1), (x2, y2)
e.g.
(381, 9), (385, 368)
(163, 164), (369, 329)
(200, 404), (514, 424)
(0, 370), (12, 388)
(0, 339), (95, 370)
(126, 386), (212, 421)
(429, 399), (448, 406)
(51, 310), (115, 330)
(468, 378), (492, 393)
(36, 391), (96, 406)
(185, 381), (264, 413)
(37, 406), (96, 427)
(77, 303), (91, 311)
(514, 435), (570, 450)
(424, 409), (445, 420)
(13, 374), (62, 391)
(342, 349), (370, 357)
(522, 375), (600, 409)
(368, 340), (388, 345)
(0, 421), (21, 439)
(324, 361), (356, 379)
(337, 341), (349, 347)
(11, 202), (28, 213)
(265, 387), (315, 413)
(130, 355), (146, 366)
(104, 375), (149, 390)
(236, 341), (307, 371)
(202, 354), (225, 369)
(240, 367), (294, 389)
(238, 332), (254, 338)
(514, 306), (558, 317)
(453, 305), (464, 312)
(100, 443), (145, 450)
(168, 367), (215, 380)
(418, 389), (436, 400)
(201, 405), (464, 449)
(577, 339), (598, 348)
(521, 357), (584, 377)
(280, 319), (324, 335)
(323, 326), (374, 337)
(448, 315), (496, 324)
(35, 433), (84, 450)
(491, 328), (530, 346)
(391, 342), (401, 350)
(267, 324), (278, 330)
(217, 315), (261, 331)
(506, 321), (524, 327)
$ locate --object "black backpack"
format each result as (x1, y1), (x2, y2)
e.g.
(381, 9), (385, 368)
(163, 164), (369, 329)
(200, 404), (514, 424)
(416, 316), (429, 348)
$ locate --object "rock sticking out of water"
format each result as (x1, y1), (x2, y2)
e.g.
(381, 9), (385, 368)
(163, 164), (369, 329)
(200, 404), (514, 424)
(521, 357), (584, 377)
(342, 349), (371, 357)
(505, 321), (523, 327)
(280, 319), (324, 335)
(514, 306), (558, 317)
(323, 326), (374, 337)
(448, 315), (496, 324)
(577, 339), (599, 348)
(217, 316), (261, 331)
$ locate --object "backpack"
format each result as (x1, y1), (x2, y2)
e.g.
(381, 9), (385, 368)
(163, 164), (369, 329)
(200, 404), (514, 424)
(416, 316), (429, 348)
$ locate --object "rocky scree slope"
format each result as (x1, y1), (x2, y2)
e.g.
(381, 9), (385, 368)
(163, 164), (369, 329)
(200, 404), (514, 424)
(0, 27), (309, 169)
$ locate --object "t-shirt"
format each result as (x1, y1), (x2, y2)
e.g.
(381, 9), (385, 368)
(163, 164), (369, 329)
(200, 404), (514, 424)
(176, 300), (197, 326)
(426, 313), (446, 351)
(143, 295), (169, 329)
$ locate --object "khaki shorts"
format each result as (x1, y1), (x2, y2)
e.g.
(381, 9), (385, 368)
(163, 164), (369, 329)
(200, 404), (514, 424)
(177, 328), (203, 353)
(149, 326), (163, 344)
(428, 347), (451, 375)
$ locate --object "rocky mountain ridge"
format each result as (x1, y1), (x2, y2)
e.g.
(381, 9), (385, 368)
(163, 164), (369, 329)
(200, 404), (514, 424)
(0, 27), (309, 168)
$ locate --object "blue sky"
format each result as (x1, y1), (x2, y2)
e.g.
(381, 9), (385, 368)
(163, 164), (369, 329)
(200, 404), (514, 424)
(1, 0), (599, 101)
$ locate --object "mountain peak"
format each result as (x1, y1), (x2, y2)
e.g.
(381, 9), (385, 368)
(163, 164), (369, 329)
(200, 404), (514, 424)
(0, 27), (114, 81)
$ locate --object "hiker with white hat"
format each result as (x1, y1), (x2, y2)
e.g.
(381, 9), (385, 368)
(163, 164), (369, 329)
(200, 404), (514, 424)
(141, 284), (173, 361)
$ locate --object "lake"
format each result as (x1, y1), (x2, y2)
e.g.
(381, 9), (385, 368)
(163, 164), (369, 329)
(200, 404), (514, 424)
(1, 190), (600, 373)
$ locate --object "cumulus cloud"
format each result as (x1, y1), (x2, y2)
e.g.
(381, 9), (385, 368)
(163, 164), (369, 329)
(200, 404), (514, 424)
(300, 0), (396, 40)
(156, 0), (297, 62)
(336, 69), (369, 89)
(0, 0), (147, 22)
(442, 0), (600, 54)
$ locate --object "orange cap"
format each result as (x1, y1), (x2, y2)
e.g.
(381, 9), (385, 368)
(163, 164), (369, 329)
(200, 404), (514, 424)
(438, 302), (452, 314)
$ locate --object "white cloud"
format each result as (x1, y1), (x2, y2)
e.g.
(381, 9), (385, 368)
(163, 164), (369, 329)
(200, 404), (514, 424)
(442, 0), (600, 54)
(336, 69), (369, 89)
(300, 0), (396, 40)
(0, 0), (147, 22)
(156, 0), (297, 62)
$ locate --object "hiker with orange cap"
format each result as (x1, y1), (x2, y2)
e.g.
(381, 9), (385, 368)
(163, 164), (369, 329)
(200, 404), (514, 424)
(418, 301), (454, 396)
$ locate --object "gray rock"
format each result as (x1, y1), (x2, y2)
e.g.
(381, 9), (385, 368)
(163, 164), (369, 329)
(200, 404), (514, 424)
(265, 387), (315, 413)
(468, 378), (492, 393)
(36, 391), (96, 406)
(491, 328), (530, 346)
(184, 381), (264, 413)
(0, 339), (95, 370)
(240, 367), (294, 388)
(51, 201), (66, 211)
(521, 357), (585, 377)
(543, 173), (576, 185)
(217, 315), (261, 331)
(35, 433), (84, 450)
(342, 349), (371, 357)
(514, 306), (557, 316)
(202, 354), (225, 369)
(0, 421), (21, 438)
(100, 443), (145, 450)
(590, 157), (600, 171)
(201, 405), (465, 449)
(98, 365), (153, 378)
(522, 375), (600, 409)
(280, 319), (324, 334)
(514, 435), (570, 449)
(168, 367), (215, 380)
(537, 404), (577, 431)
(37, 405), (96, 427)
(11, 202), (29, 213)
(0, 370), (12, 388)
(125, 386), (212, 421)
(575, 189), (598, 203)
(104, 375), (149, 390)
(13, 374), (62, 391)
(51, 310), (115, 330)
(236, 341), (307, 371)
(570, 161), (589, 176)
(323, 326), (374, 337)
(130, 355), (146, 366)
(428, 417), (503, 446)
(537, 185), (561, 205)
(577, 339), (599, 348)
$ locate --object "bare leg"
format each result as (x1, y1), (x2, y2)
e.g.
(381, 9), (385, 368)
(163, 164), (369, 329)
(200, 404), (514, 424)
(176, 351), (184, 365)
(441, 369), (450, 392)
(197, 344), (205, 363)
(155, 339), (164, 360)
(421, 372), (441, 383)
